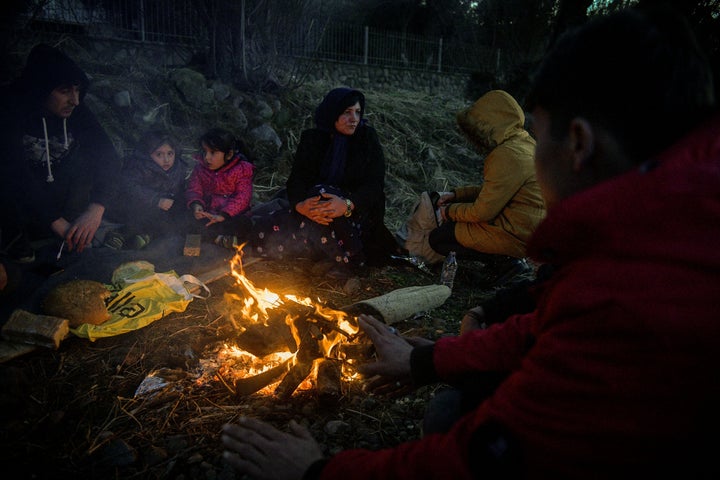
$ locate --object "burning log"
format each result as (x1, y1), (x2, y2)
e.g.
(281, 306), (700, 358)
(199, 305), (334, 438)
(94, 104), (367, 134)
(234, 314), (295, 357)
(275, 360), (314, 399)
(316, 358), (342, 403)
(335, 341), (374, 364)
(308, 314), (358, 340)
(234, 358), (292, 397)
(275, 317), (325, 399)
(214, 249), (366, 399)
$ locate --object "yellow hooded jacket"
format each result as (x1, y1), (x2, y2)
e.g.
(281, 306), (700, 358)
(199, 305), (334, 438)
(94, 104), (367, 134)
(448, 90), (545, 257)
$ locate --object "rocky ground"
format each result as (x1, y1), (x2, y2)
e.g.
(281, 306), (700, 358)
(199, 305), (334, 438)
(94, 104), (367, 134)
(0, 245), (535, 480)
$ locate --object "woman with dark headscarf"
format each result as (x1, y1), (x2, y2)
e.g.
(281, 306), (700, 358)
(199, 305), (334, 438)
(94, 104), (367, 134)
(250, 87), (395, 274)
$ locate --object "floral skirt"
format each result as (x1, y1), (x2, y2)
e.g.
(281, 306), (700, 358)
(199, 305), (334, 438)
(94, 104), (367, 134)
(248, 208), (364, 265)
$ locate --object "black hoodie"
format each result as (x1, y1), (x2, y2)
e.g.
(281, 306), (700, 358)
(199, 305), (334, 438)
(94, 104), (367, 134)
(0, 44), (120, 233)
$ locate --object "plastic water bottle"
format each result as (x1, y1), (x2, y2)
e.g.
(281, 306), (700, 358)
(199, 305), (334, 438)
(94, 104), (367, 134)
(440, 251), (458, 289)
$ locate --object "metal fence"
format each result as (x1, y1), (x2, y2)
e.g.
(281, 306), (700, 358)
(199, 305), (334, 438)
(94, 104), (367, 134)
(24, 0), (202, 45)
(18, 0), (490, 74)
(287, 22), (491, 73)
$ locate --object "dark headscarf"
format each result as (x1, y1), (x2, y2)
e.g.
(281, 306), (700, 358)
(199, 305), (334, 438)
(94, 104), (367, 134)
(19, 44), (89, 105)
(314, 87), (366, 186)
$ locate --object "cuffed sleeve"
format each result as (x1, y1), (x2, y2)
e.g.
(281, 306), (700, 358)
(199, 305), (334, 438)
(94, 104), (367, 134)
(410, 344), (439, 386)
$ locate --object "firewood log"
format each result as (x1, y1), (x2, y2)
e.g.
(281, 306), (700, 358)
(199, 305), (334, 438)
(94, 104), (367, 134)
(234, 316), (294, 357)
(316, 358), (342, 404)
(234, 358), (292, 397)
(274, 360), (313, 399)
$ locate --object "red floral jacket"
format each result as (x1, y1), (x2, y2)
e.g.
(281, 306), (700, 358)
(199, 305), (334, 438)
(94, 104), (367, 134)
(185, 154), (254, 217)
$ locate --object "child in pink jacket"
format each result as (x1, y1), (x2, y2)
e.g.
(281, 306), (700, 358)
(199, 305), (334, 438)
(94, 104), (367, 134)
(186, 128), (254, 248)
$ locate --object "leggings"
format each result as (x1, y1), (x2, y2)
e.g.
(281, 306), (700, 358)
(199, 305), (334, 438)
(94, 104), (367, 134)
(429, 222), (503, 263)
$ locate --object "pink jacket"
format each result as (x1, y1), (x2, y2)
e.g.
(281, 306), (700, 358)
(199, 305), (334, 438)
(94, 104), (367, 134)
(185, 154), (254, 217)
(320, 115), (720, 479)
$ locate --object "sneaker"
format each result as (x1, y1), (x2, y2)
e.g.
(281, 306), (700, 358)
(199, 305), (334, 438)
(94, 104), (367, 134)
(214, 235), (238, 250)
(103, 230), (125, 250)
(128, 234), (151, 250)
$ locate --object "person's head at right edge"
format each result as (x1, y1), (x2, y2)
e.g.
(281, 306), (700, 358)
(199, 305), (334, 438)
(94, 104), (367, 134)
(526, 6), (715, 166)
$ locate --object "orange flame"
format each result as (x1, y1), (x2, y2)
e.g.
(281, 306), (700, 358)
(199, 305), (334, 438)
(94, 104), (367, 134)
(217, 248), (361, 393)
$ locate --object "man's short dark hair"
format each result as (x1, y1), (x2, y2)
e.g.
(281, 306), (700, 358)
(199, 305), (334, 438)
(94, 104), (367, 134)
(526, 7), (716, 163)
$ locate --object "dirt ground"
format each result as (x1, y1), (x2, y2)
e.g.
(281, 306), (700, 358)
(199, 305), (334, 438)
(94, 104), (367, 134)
(0, 243), (533, 480)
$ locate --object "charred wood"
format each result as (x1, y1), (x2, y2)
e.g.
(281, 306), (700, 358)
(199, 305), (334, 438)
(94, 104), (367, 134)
(234, 358), (293, 397)
(316, 358), (342, 404)
(275, 359), (314, 399)
(234, 315), (294, 357)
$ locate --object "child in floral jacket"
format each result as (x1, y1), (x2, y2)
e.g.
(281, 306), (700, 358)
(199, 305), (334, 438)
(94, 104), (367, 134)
(186, 128), (254, 248)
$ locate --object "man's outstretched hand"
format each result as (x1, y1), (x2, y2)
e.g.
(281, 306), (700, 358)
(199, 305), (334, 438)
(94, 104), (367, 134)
(357, 314), (433, 395)
(221, 417), (324, 480)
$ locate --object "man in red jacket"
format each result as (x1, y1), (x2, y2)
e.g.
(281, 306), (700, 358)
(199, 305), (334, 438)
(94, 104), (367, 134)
(220, 6), (720, 479)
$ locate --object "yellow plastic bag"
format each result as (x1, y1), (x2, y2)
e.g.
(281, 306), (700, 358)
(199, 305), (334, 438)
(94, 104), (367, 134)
(71, 260), (209, 341)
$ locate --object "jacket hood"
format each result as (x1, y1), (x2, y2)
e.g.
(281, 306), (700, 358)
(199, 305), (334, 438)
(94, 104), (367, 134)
(18, 44), (89, 105)
(456, 90), (526, 150)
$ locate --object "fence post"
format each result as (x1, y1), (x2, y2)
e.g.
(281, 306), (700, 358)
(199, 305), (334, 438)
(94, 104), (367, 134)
(364, 26), (369, 65)
(437, 37), (443, 73)
(139, 0), (145, 42)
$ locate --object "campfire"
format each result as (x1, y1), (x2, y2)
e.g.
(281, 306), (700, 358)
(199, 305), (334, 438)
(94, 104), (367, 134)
(207, 250), (371, 400)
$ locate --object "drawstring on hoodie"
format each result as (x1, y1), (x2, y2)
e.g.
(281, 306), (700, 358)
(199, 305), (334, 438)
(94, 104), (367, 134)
(41, 117), (68, 183)
(42, 117), (53, 182)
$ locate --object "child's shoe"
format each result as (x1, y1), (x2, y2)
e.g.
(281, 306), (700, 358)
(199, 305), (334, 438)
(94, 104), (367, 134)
(128, 234), (151, 250)
(214, 235), (239, 250)
(103, 230), (126, 250)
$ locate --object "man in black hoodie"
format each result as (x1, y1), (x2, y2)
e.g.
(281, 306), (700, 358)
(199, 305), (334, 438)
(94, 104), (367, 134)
(0, 43), (120, 261)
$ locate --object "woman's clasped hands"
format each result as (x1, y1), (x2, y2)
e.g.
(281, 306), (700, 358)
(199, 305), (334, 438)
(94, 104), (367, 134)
(295, 193), (346, 225)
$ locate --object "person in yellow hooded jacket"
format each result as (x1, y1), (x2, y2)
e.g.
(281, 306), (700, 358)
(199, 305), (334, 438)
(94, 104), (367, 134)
(429, 90), (545, 277)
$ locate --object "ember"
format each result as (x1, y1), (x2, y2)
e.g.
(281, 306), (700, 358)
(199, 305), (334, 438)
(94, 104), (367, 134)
(210, 250), (370, 400)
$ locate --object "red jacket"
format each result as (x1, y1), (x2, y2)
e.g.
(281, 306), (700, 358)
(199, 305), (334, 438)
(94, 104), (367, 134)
(321, 116), (720, 479)
(185, 154), (254, 217)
